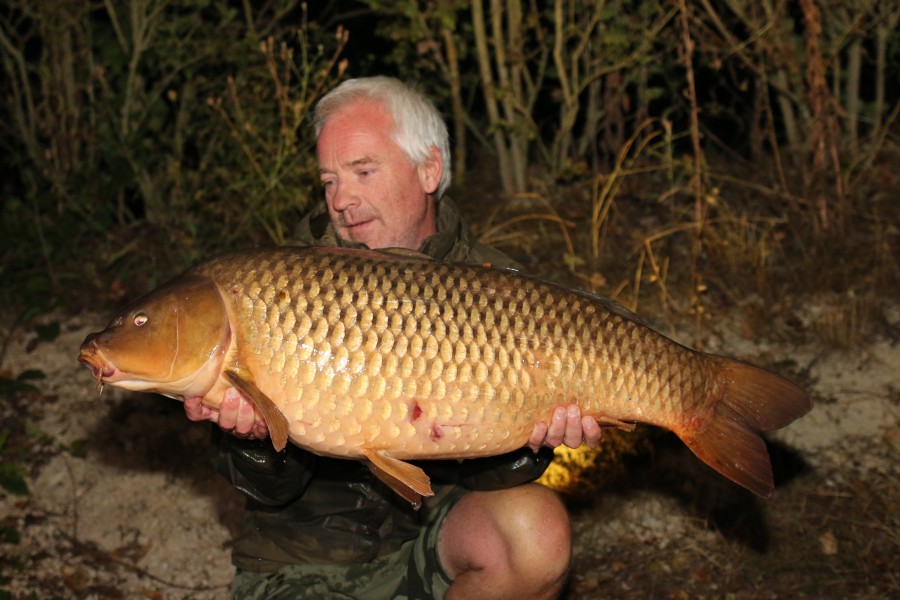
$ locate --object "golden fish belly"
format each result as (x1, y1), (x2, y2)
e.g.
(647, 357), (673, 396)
(196, 247), (710, 461)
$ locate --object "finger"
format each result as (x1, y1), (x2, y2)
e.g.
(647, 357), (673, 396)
(527, 421), (549, 453)
(562, 404), (583, 448)
(544, 406), (568, 447)
(234, 396), (258, 435)
(582, 416), (603, 449)
(184, 396), (214, 422)
(251, 418), (270, 440)
(217, 388), (242, 430)
(183, 396), (202, 420)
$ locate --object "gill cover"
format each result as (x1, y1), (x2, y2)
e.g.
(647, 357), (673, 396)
(86, 274), (230, 396)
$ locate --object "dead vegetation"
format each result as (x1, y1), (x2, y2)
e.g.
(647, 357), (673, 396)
(1, 283), (897, 599)
(1, 1), (899, 598)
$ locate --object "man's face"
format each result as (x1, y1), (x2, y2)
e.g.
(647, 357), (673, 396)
(316, 99), (441, 250)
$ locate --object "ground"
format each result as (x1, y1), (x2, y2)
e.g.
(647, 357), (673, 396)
(1, 297), (897, 599)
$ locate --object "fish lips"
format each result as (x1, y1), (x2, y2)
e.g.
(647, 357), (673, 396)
(78, 341), (117, 381)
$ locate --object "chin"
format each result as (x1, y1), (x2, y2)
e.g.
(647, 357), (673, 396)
(357, 232), (394, 250)
(342, 224), (382, 248)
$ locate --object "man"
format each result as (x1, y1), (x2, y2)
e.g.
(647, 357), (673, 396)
(185, 76), (602, 599)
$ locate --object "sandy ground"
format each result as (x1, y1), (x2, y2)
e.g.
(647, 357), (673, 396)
(1, 298), (897, 599)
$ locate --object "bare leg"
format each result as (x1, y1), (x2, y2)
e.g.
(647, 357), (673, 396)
(438, 483), (571, 600)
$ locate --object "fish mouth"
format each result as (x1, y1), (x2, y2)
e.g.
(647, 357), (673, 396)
(78, 347), (117, 382)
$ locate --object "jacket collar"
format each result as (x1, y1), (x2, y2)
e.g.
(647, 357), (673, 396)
(296, 197), (474, 262)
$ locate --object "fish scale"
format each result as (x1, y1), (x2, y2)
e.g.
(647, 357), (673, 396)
(79, 245), (812, 505)
(203, 249), (709, 456)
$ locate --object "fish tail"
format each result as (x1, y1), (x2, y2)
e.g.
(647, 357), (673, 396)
(679, 358), (812, 498)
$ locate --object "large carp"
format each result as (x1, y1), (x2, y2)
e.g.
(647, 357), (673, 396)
(78, 246), (811, 506)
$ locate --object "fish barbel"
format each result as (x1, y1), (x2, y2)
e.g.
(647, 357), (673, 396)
(78, 246), (811, 505)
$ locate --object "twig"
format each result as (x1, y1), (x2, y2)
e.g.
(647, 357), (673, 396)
(676, 0), (707, 337)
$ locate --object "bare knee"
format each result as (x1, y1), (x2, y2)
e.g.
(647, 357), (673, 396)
(439, 484), (571, 599)
(503, 484), (571, 589)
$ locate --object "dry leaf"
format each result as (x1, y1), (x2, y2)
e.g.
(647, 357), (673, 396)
(819, 530), (838, 556)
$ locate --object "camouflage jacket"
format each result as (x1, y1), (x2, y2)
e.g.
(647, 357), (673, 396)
(211, 197), (553, 573)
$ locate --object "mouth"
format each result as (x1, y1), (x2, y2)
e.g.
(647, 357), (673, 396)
(344, 219), (371, 231)
(339, 215), (375, 235)
(78, 348), (117, 382)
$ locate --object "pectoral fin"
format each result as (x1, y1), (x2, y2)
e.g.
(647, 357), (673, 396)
(361, 448), (434, 509)
(224, 369), (290, 452)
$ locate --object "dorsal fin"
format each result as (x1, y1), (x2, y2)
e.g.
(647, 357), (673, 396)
(377, 247), (433, 260)
(308, 245), (433, 263)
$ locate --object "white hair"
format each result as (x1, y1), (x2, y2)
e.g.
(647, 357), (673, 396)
(313, 76), (452, 199)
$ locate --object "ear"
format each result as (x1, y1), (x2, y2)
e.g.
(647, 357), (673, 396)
(417, 146), (443, 196)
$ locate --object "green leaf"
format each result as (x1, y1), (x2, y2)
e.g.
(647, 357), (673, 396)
(33, 322), (60, 343)
(68, 439), (90, 459)
(0, 526), (20, 544)
(0, 464), (29, 497)
(16, 370), (45, 383)
(563, 252), (586, 271)
(0, 371), (44, 398)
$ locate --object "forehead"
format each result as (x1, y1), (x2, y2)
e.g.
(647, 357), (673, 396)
(316, 101), (417, 176)
(319, 99), (396, 146)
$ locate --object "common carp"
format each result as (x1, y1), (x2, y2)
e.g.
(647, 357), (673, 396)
(78, 246), (811, 506)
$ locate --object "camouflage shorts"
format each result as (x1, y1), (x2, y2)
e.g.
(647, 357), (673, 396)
(231, 486), (465, 600)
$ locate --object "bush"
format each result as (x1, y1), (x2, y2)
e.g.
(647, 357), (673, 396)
(0, 0), (346, 309)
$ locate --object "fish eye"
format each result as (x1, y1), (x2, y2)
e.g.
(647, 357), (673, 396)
(133, 313), (149, 327)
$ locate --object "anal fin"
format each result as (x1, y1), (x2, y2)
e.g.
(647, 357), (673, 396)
(224, 369), (290, 452)
(362, 448), (434, 509)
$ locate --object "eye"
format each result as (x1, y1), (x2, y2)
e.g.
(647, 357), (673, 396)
(133, 313), (149, 327)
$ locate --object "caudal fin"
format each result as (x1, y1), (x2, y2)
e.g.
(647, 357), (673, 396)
(680, 359), (812, 498)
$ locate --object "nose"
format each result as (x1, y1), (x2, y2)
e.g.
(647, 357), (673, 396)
(80, 332), (102, 355)
(328, 180), (358, 213)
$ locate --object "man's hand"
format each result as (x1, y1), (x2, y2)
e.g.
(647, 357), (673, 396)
(527, 404), (602, 453)
(185, 392), (596, 450)
(184, 388), (269, 440)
